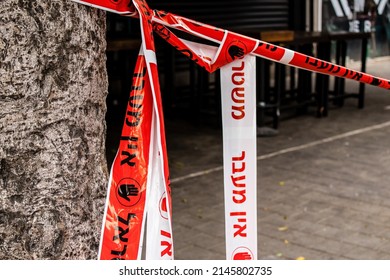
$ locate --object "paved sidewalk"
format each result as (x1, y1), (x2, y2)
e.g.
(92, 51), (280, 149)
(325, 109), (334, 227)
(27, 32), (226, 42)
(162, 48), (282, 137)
(165, 56), (390, 260)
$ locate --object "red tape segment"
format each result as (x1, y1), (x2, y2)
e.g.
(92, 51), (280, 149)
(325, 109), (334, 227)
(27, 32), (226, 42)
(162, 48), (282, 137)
(99, 0), (174, 260)
(99, 50), (152, 260)
(71, 0), (390, 88)
(152, 9), (390, 89)
(133, 0), (174, 259)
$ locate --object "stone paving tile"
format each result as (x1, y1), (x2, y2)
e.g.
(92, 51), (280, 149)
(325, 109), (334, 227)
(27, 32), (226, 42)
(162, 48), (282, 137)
(174, 244), (225, 260)
(193, 219), (226, 239)
(371, 237), (390, 253)
(261, 219), (358, 259)
(312, 224), (352, 241)
(342, 245), (387, 260)
(258, 233), (343, 260)
(319, 218), (382, 239)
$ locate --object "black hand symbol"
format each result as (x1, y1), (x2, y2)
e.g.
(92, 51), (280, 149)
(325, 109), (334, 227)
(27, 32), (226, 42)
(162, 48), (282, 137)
(233, 252), (252, 260)
(118, 184), (139, 202)
(228, 45), (245, 60)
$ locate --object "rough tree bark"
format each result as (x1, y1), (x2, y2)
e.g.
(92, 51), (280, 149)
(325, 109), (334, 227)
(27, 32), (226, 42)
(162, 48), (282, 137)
(0, 0), (108, 259)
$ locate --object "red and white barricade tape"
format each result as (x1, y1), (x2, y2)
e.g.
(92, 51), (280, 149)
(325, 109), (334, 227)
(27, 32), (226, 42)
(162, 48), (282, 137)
(221, 55), (258, 260)
(98, 0), (173, 260)
(71, 0), (390, 260)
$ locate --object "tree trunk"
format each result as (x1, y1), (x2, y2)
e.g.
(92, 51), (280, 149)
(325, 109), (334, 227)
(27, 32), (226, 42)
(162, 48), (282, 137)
(0, 0), (108, 259)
